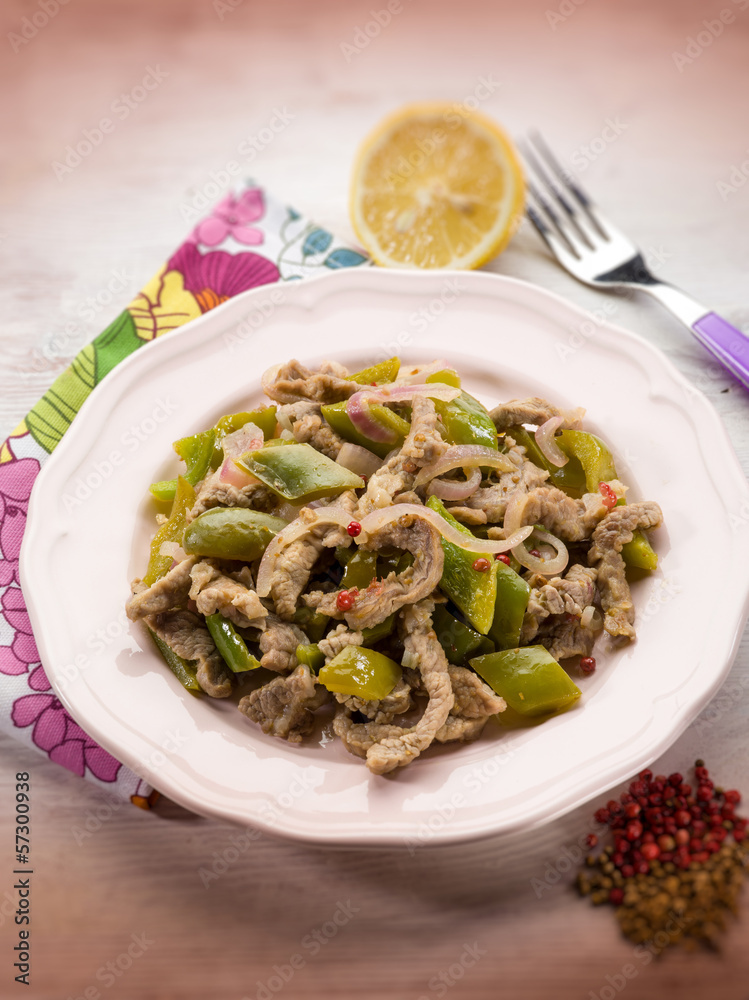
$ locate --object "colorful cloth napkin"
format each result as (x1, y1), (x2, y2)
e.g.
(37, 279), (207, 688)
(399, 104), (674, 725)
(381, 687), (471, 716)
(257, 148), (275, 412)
(0, 184), (369, 807)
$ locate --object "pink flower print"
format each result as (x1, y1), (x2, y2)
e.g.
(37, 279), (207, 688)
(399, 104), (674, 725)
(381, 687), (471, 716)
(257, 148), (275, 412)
(12, 672), (121, 782)
(0, 586), (39, 677)
(190, 188), (266, 247)
(167, 244), (280, 313)
(0, 457), (40, 587)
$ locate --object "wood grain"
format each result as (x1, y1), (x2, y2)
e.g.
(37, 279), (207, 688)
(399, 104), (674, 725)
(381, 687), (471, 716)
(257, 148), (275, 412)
(1, 0), (748, 997)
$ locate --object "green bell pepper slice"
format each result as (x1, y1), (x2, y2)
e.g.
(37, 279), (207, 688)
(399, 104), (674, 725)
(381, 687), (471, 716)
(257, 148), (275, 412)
(426, 495), (497, 634)
(434, 391), (498, 450)
(341, 550), (378, 591)
(361, 612), (397, 647)
(433, 605), (493, 665)
(211, 406), (277, 467)
(149, 430), (217, 502)
(509, 425), (587, 497)
(292, 606), (330, 643)
(319, 646), (401, 701)
(489, 562), (531, 651)
(235, 443), (364, 502)
(622, 531), (658, 571)
(470, 646), (581, 717)
(425, 369), (461, 389)
(183, 508), (287, 562)
(556, 429), (617, 493)
(296, 642), (325, 672)
(147, 627), (201, 693)
(321, 399), (410, 459)
(350, 357), (400, 385)
(206, 613), (261, 673)
(143, 476), (196, 586)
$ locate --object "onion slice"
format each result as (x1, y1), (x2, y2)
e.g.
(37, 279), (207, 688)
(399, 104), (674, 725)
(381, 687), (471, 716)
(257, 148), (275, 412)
(428, 467), (481, 501)
(220, 423), (264, 459)
(393, 360), (451, 384)
(220, 458), (259, 489)
(256, 506), (362, 597)
(359, 503), (532, 555)
(512, 527), (569, 575)
(346, 382), (461, 443)
(535, 416), (568, 468)
(414, 445), (515, 486)
(336, 442), (382, 479)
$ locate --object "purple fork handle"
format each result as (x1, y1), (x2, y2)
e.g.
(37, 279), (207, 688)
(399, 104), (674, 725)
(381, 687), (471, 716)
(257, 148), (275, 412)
(692, 312), (749, 391)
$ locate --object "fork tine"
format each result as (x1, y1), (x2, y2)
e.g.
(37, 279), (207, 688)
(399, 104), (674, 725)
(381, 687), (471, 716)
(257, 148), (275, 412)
(527, 131), (608, 240)
(519, 140), (595, 252)
(524, 181), (581, 262)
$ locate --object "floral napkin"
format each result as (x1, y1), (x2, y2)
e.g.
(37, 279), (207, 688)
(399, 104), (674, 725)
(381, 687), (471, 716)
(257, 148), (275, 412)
(0, 184), (369, 807)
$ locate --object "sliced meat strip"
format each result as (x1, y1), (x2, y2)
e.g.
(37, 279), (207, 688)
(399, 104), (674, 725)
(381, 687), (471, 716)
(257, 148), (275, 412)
(538, 619), (596, 661)
(334, 677), (413, 725)
(463, 436), (549, 523)
(490, 485), (608, 543)
(520, 564), (598, 643)
(126, 555), (198, 621)
(268, 493), (357, 619)
(144, 609), (232, 698)
(304, 513), (444, 631)
(263, 359), (360, 405)
(445, 506), (487, 526)
(318, 624), (364, 661)
(490, 396), (583, 430)
(238, 664), (328, 743)
(187, 470), (278, 523)
(588, 501), (663, 639)
(433, 666), (505, 743)
(357, 396), (446, 515)
(258, 615), (308, 673)
(188, 559), (268, 628)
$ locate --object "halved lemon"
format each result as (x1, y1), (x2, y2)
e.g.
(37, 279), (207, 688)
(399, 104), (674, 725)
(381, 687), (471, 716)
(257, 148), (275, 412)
(350, 102), (525, 269)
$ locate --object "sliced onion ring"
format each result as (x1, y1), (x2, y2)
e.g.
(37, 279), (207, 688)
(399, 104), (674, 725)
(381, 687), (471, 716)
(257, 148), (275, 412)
(393, 360), (451, 384)
(336, 442), (382, 479)
(220, 458), (259, 489)
(256, 506), (362, 597)
(346, 383), (460, 443)
(414, 445), (515, 487)
(359, 503), (532, 555)
(428, 467), (481, 501)
(512, 527), (569, 575)
(535, 416), (568, 468)
(581, 606), (603, 631)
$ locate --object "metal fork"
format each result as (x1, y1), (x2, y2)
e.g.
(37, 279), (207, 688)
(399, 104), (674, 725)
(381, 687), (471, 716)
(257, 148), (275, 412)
(521, 132), (749, 391)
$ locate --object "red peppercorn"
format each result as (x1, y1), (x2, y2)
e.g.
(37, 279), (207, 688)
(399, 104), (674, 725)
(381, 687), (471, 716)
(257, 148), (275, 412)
(620, 793), (634, 804)
(612, 852), (625, 867)
(609, 888), (624, 906)
(585, 833), (598, 848)
(724, 789), (741, 805)
(639, 842), (660, 860)
(629, 780), (647, 797)
(634, 860), (650, 875)
(495, 553), (511, 565)
(692, 819), (707, 836)
(679, 783), (692, 796)
(695, 765), (709, 780)
(599, 481), (618, 509)
(625, 820), (643, 841)
(641, 831), (655, 844)
(621, 864), (635, 879)
(336, 589), (357, 611)
(594, 808), (610, 825)
(734, 830), (746, 843)
(704, 840), (721, 854)
(346, 520), (362, 537)
(579, 656), (596, 675)
(657, 834), (676, 852)
(669, 772), (684, 787)
(675, 851), (692, 870)
(689, 838), (703, 852)
(624, 802), (641, 819)
(693, 850), (710, 864)
(607, 800), (622, 814)
(675, 829), (690, 846)
(721, 805), (735, 820)
(615, 838), (629, 854)
(529, 549), (541, 558)
(472, 558), (490, 572)
(639, 769), (653, 782)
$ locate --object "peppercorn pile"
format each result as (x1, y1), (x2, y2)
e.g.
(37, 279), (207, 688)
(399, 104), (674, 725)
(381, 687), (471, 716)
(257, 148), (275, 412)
(577, 761), (748, 952)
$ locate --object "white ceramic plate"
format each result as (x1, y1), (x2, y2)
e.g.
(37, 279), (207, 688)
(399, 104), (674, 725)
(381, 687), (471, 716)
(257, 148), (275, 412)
(21, 269), (749, 846)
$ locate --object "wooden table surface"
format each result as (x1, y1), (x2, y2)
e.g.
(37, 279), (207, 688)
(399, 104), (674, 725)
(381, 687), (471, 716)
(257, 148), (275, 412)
(2, 0), (749, 997)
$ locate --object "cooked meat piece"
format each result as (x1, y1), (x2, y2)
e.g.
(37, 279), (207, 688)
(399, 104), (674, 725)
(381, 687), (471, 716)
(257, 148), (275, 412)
(358, 396), (446, 514)
(188, 559), (268, 628)
(490, 396), (583, 430)
(488, 486), (608, 542)
(263, 359), (360, 405)
(447, 665), (506, 718)
(126, 555), (198, 621)
(258, 615), (308, 673)
(520, 564), (598, 643)
(187, 470), (278, 523)
(433, 716), (488, 743)
(588, 501), (663, 639)
(539, 619), (596, 661)
(318, 624), (363, 660)
(269, 494), (357, 619)
(446, 506), (488, 526)
(304, 513), (444, 630)
(334, 676), (413, 724)
(365, 600), (454, 774)
(294, 411), (345, 460)
(332, 710), (401, 759)
(463, 437), (549, 522)
(144, 609), (232, 698)
(238, 664), (328, 743)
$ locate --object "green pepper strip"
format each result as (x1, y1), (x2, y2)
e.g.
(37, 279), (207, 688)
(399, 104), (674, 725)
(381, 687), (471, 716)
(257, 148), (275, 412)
(143, 476), (196, 586)
(622, 532), (658, 571)
(349, 357), (400, 385)
(361, 613), (397, 647)
(147, 627), (201, 693)
(292, 607), (330, 643)
(489, 562), (531, 651)
(432, 605), (493, 665)
(426, 495), (497, 634)
(183, 508), (287, 562)
(556, 429), (617, 494)
(425, 369), (461, 389)
(319, 646), (401, 701)
(205, 614), (261, 673)
(509, 425), (587, 497)
(321, 400), (410, 459)
(149, 430), (216, 502)
(341, 550), (378, 591)
(470, 646), (581, 717)
(434, 391), (497, 451)
(296, 643), (325, 672)
(212, 406), (278, 467)
(236, 443), (364, 502)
